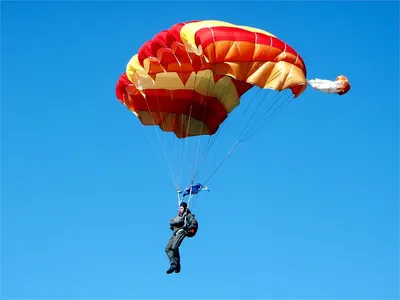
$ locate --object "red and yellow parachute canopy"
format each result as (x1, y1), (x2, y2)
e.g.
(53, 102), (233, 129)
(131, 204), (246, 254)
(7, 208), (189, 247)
(116, 20), (349, 139)
(116, 20), (308, 138)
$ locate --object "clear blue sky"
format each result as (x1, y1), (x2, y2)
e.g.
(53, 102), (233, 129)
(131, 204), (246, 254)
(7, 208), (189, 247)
(2, 1), (398, 299)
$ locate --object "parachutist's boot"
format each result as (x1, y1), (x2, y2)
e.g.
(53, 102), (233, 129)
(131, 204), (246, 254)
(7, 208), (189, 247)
(166, 265), (176, 274)
(175, 264), (181, 273)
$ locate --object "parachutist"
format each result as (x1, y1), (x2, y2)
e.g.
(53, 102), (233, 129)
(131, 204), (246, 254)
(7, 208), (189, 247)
(165, 201), (198, 274)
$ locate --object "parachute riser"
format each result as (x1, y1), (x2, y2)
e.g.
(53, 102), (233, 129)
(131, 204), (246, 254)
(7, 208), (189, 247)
(177, 185), (196, 209)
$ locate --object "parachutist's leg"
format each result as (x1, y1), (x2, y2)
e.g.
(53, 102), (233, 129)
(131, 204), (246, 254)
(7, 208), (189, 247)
(175, 249), (181, 273)
(165, 235), (175, 266)
(170, 230), (186, 272)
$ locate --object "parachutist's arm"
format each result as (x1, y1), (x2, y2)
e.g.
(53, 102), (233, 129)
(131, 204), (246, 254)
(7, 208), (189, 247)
(170, 216), (184, 227)
(185, 214), (196, 231)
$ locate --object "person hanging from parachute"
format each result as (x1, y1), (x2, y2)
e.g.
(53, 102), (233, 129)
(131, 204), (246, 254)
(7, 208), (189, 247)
(165, 201), (198, 274)
(115, 19), (352, 274)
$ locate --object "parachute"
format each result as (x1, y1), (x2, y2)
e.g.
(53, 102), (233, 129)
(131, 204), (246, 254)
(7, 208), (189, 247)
(308, 76), (351, 95)
(115, 20), (350, 206)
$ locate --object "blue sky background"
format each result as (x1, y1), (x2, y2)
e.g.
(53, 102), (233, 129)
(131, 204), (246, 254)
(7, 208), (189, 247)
(2, 1), (399, 299)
